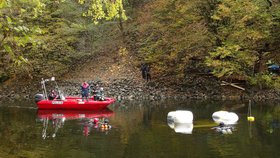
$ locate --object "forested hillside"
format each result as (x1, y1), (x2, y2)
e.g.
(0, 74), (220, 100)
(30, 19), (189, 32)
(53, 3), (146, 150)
(0, 0), (280, 90)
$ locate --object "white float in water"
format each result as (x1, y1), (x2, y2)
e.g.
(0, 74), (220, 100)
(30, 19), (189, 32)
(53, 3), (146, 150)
(167, 110), (193, 124)
(212, 111), (239, 125)
(167, 110), (193, 134)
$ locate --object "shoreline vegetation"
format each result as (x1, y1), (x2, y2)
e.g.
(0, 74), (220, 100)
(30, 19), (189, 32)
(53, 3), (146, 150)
(0, 0), (280, 102)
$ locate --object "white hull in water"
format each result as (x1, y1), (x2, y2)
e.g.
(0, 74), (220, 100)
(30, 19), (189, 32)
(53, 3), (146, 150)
(167, 110), (193, 124)
(212, 111), (239, 125)
(167, 110), (193, 134)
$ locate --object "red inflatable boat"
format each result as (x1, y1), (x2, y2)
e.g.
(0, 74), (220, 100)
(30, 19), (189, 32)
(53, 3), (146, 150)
(36, 96), (115, 110)
(35, 77), (115, 110)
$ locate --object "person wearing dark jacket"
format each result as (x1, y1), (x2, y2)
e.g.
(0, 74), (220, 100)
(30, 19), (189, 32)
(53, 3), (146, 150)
(140, 63), (146, 80)
(145, 64), (151, 82)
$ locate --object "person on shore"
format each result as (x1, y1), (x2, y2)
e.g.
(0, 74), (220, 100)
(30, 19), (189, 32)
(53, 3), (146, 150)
(140, 63), (147, 80)
(81, 81), (90, 101)
(145, 64), (151, 82)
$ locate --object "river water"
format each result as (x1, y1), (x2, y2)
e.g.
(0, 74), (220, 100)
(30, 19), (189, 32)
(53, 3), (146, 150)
(0, 99), (279, 158)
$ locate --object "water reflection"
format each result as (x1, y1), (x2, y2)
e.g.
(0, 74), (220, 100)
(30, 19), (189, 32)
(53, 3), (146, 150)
(168, 123), (194, 134)
(1, 100), (280, 158)
(36, 109), (114, 139)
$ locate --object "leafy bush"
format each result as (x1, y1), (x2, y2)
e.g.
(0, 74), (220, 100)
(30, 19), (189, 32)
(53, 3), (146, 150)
(249, 74), (280, 89)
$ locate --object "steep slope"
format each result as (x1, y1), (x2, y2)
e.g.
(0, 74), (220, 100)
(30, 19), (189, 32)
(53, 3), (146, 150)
(62, 51), (144, 86)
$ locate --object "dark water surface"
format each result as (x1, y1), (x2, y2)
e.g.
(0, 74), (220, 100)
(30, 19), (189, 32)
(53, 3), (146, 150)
(0, 100), (280, 158)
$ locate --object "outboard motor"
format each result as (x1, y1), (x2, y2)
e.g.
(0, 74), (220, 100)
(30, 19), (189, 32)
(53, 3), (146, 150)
(35, 94), (44, 103)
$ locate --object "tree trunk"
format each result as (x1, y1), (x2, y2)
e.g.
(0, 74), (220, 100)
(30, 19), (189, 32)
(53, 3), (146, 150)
(118, 6), (124, 37)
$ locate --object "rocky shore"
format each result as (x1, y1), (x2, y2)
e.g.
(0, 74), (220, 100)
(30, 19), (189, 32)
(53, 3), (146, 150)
(0, 52), (279, 102)
(0, 74), (279, 103)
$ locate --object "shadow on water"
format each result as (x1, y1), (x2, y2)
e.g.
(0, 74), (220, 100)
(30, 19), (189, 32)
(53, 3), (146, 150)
(0, 99), (280, 158)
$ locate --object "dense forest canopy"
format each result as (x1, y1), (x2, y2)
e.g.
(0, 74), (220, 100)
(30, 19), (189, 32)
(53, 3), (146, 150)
(0, 0), (279, 88)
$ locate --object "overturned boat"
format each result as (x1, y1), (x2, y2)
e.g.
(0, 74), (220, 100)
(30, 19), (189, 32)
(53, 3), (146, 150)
(212, 111), (239, 125)
(167, 110), (194, 134)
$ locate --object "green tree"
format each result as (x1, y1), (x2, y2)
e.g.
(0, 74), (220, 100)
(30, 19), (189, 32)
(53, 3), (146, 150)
(269, 1), (280, 63)
(0, 0), (44, 80)
(78, 0), (127, 33)
(206, 0), (274, 78)
(134, 0), (214, 76)
(0, 0), (128, 81)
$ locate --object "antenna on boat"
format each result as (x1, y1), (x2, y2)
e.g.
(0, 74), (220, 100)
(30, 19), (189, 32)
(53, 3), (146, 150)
(51, 77), (59, 90)
(52, 77), (63, 99)
(41, 78), (48, 99)
(41, 77), (57, 100)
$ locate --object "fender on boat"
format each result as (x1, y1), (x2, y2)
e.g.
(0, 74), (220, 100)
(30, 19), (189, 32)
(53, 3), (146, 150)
(212, 111), (239, 125)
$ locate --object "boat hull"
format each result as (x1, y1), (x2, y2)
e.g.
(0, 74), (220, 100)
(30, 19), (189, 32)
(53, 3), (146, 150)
(37, 97), (115, 110)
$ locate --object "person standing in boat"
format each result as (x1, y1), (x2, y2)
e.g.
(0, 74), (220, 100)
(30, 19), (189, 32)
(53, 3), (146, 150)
(81, 81), (90, 101)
